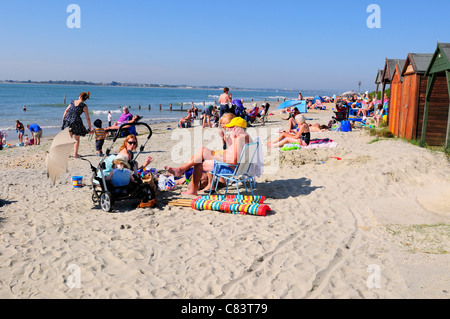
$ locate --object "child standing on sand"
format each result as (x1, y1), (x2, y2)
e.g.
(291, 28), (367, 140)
(93, 119), (106, 156)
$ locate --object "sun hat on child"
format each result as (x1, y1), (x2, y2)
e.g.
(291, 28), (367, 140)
(224, 117), (247, 129)
(114, 154), (131, 169)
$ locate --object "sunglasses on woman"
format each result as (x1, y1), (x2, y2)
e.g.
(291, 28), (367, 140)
(128, 141), (137, 145)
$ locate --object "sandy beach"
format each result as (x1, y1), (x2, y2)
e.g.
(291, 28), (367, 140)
(0, 102), (449, 299)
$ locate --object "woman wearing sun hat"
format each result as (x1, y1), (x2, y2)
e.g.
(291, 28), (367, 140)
(268, 114), (310, 148)
(165, 117), (251, 196)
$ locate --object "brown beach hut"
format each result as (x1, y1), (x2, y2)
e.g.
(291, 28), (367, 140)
(381, 58), (405, 133)
(420, 43), (450, 150)
(396, 53), (433, 140)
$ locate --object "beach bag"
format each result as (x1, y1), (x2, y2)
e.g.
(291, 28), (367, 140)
(158, 175), (176, 191)
(340, 120), (351, 132)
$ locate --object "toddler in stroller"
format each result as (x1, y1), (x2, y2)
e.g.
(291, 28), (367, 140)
(106, 154), (136, 189)
(91, 122), (156, 212)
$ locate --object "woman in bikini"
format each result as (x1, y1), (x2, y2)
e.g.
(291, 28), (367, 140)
(268, 114), (310, 148)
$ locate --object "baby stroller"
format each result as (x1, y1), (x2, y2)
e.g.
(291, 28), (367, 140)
(90, 122), (156, 212)
(332, 101), (348, 122)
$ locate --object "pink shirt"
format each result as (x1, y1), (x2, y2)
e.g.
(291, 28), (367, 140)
(118, 112), (133, 123)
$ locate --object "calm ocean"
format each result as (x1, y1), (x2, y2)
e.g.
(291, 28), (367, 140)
(0, 83), (337, 139)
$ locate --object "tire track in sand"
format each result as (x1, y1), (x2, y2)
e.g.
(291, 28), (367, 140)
(304, 206), (363, 298)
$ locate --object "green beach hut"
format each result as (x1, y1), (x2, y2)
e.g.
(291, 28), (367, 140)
(421, 42), (450, 151)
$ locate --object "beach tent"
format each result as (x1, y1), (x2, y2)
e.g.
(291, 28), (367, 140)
(277, 100), (307, 113)
(312, 96), (325, 103)
(388, 60), (406, 136)
(420, 42), (450, 150)
(395, 53), (434, 140)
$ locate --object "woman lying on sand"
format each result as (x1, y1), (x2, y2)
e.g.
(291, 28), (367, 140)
(165, 117), (251, 196)
(308, 123), (329, 132)
(268, 114), (310, 148)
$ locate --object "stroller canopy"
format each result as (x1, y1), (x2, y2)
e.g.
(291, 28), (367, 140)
(232, 99), (243, 108)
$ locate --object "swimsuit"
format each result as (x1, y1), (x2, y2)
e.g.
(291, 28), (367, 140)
(300, 132), (310, 145)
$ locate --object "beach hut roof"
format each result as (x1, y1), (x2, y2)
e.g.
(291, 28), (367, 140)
(425, 42), (450, 76)
(375, 69), (383, 84)
(402, 53), (433, 75)
(382, 58), (406, 83)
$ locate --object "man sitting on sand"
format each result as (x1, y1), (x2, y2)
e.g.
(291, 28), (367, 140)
(164, 117), (251, 196)
(178, 110), (192, 128)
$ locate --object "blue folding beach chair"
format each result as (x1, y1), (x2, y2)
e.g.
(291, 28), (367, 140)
(209, 141), (259, 196)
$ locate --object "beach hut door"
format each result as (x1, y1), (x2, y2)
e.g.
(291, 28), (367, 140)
(399, 76), (412, 138)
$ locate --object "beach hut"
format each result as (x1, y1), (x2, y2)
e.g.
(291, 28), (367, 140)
(395, 53), (434, 140)
(420, 43), (450, 150)
(389, 62), (406, 135)
(374, 69), (383, 102)
(381, 58), (405, 132)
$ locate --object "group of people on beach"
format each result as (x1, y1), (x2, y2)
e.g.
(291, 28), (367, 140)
(0, 120), (43, 150)
(335, 92), (389, 127)
(11, 88), (334, 201)
(178, 87), (269, 130)
(59, 92), (145, 158)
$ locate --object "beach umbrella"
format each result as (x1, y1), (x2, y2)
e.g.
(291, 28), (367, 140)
(277, 100), (307, 113)
(277, 100), (303, 110)
(46, 128), (75, 185)
(312, 96), (325, 103)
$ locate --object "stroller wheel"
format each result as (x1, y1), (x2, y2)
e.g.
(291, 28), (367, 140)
(100, 191), (113, 212)
(92, 192), (100, 204)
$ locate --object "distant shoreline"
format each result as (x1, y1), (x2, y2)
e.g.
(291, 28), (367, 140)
(0, 81), (342, 94)
(0, 81), (305, 93)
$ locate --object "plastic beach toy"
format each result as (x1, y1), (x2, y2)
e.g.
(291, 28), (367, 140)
(72, 176), (83, 188)
(281, 143), (300, 151)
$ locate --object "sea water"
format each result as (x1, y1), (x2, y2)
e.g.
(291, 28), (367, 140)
(0, 83), (336, 139)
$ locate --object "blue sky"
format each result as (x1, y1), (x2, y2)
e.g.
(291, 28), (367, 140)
(0, 0), (449, 92)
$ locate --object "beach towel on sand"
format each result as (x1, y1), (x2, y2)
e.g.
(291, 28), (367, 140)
(281, 139), (337, 151)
